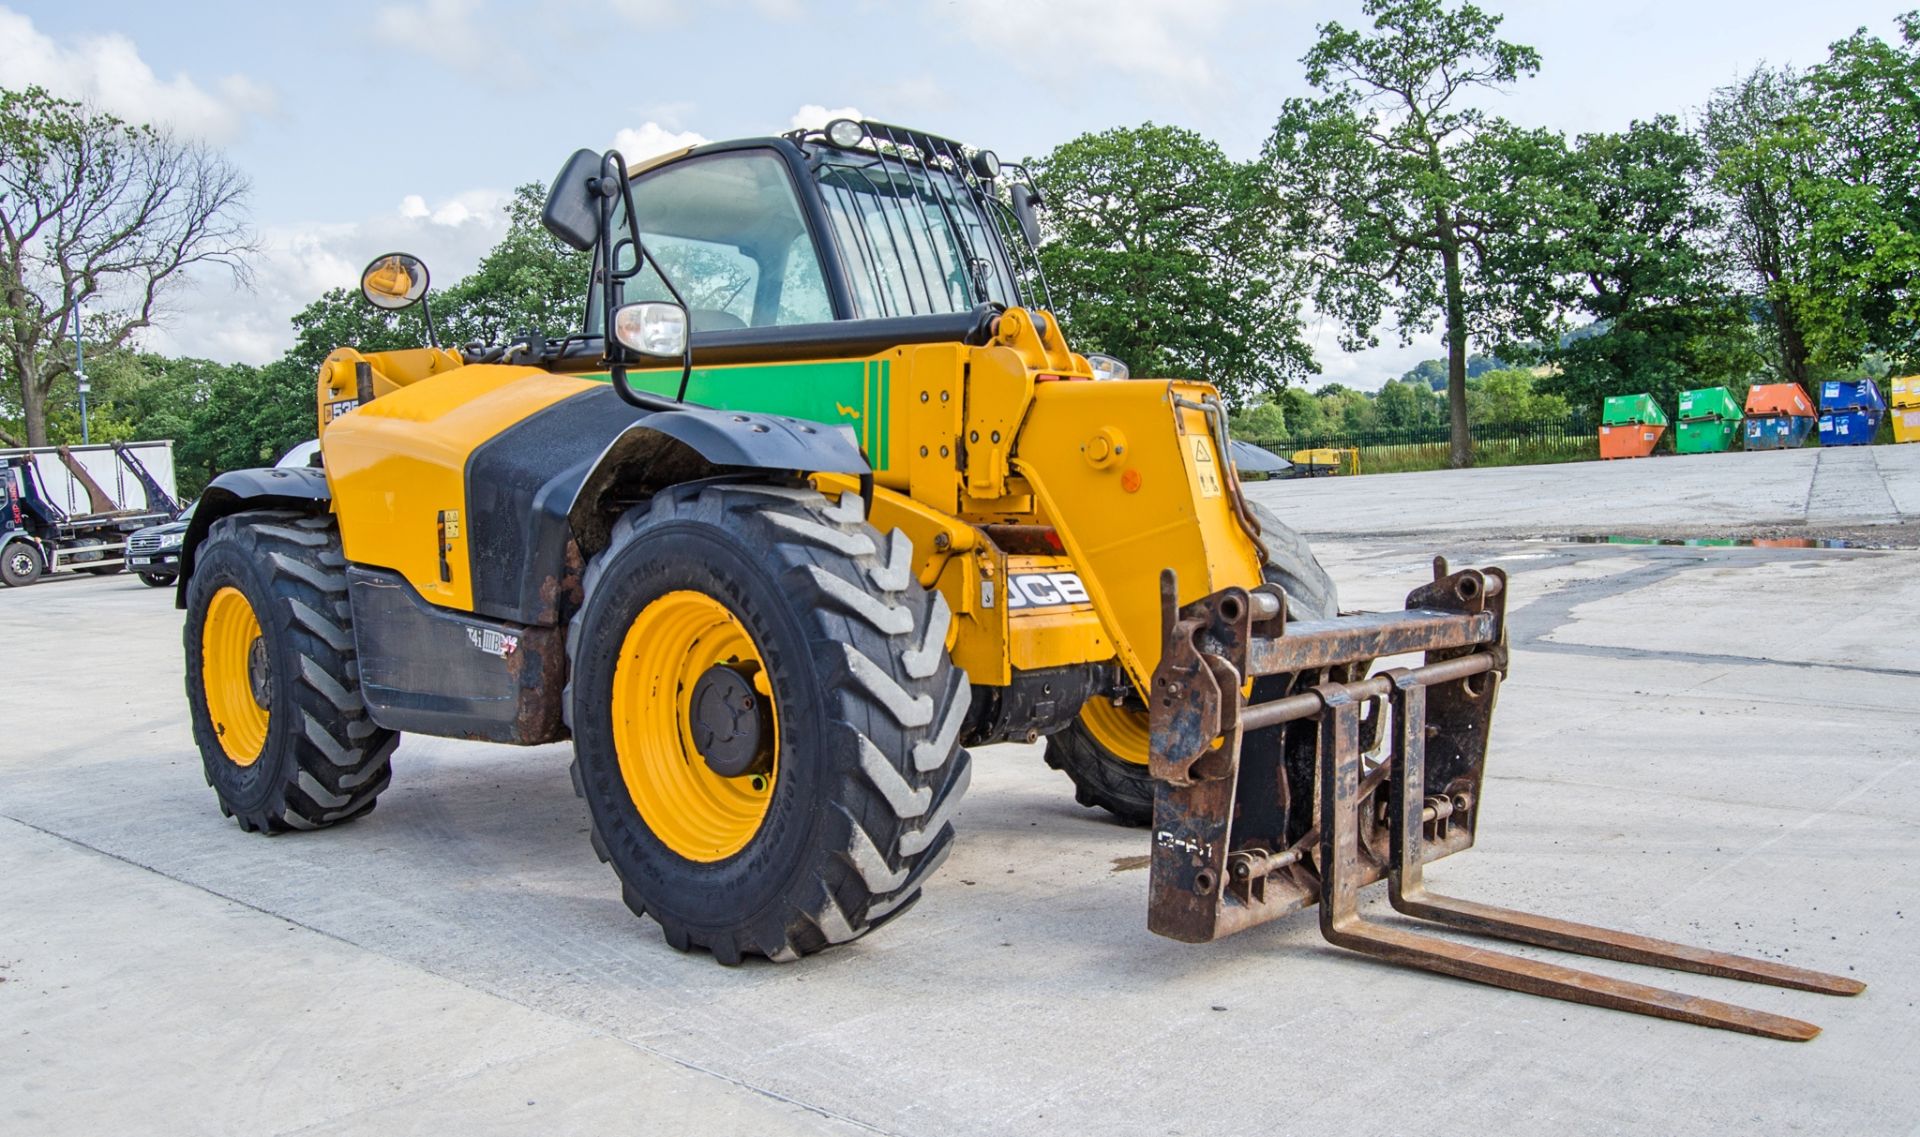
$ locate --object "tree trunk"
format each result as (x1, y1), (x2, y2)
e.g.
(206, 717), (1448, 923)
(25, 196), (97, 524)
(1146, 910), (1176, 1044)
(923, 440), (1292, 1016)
(17, 357), (49, 447)
(1440, 239), (1473, 469)
(22, 391), (48, 448)
(1771, 297), (1812, 387)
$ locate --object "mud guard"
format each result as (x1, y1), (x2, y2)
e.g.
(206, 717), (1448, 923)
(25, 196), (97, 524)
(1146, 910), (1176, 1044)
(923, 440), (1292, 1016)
(174, 465), (331, 608)
(564, 407), (869, 560)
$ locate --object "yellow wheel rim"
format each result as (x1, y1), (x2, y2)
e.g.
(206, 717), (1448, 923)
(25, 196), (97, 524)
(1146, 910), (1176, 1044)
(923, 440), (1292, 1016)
(611, 590), (778, 862)
(1080, 698), (1151, 767)
(203, 586), (270, 766)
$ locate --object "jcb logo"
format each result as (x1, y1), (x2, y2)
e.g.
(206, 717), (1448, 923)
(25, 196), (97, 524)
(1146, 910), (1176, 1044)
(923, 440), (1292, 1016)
(1006, 571), (1090, 610)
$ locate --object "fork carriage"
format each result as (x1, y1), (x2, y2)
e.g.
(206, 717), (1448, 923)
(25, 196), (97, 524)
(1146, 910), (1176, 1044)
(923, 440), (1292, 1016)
(1146, 558), (1864, 1041)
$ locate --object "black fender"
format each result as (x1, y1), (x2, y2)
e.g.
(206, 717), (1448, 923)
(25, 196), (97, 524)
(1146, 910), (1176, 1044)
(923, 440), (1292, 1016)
(174, 465), (331, 608)
(564, 406), (869, 555)
(465, 387), (871, 627)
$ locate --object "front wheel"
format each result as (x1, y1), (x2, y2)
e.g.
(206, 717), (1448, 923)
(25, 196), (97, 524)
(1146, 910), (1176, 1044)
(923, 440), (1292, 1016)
(138, 571), (177, 588)
(2, 541), (45, 587)
(183, 511), (397, 832)
(566, 482), (971, 964)
(1043, 500), (1337, 825)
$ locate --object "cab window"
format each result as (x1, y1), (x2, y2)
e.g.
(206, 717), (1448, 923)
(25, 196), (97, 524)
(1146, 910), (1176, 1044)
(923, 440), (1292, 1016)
(616, 151), (833, 330)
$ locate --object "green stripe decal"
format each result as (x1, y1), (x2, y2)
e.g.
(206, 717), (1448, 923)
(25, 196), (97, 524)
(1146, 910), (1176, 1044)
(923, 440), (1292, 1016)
(587, 359), (889, 470)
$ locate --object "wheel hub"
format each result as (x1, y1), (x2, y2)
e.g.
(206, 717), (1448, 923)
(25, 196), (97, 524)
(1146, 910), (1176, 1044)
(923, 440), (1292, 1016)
(689, 664), (770, 778)
(8, 551), (29, 577)
(247, 635), (273, 710)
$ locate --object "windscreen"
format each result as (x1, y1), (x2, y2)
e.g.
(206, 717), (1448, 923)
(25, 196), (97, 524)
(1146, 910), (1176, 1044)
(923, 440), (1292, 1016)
(811, 126), (1049, 320)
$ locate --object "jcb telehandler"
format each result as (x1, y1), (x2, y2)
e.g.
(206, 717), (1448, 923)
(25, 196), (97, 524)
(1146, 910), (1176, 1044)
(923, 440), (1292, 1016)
(176, 119), (1860, 1038)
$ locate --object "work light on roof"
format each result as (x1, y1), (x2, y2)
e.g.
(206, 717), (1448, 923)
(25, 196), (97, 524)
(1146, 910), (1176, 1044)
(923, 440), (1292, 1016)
(970, 150), (1001, 179)
(825, 118), (866, 148)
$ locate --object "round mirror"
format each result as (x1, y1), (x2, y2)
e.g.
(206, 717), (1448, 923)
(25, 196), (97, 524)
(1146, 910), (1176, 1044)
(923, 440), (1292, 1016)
(360, 252), (430, 311)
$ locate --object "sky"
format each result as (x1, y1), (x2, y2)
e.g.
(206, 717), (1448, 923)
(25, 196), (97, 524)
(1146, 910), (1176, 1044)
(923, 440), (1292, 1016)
(7, 0), (1914, 390)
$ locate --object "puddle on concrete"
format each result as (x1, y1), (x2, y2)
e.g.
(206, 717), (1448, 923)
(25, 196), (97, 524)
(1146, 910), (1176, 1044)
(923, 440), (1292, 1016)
(1555, 534), (1898, 550)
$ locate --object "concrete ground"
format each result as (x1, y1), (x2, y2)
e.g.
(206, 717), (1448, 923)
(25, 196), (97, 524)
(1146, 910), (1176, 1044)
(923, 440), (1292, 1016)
(5, 447), (1917, 1136)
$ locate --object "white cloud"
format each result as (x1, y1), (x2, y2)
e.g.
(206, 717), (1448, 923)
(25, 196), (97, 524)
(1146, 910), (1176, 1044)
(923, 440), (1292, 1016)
(373, 0), (529, 77)
(952, 0), (1237, 87)
(612, 122), (708, 162)
(789, 104), (864, 131)
(607, 0), (802, 25)
(139, 189), (513, 364)
(0, 7), (274, 141)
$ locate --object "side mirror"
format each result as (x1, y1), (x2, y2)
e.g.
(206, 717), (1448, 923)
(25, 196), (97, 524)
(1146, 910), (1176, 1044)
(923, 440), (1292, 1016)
(544, 149), (606, 251)
(611, 302), (688, 359)
(360, 253), (430, 310)
(1010, 183), (1043, 247)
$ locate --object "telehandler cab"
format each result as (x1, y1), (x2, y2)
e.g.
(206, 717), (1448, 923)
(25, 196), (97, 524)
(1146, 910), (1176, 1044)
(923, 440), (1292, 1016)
(176, 119), (1860, 1038)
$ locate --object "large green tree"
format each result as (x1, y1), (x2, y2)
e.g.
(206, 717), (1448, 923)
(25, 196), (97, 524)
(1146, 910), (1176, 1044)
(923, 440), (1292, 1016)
(1030, 123), (1313, 401)
(1699, 65), (1819, 385)
(1793, 14), (1920, 370)
(435, 183), (592, 347)
(1264, 0), (1563, 467)
(0, 86), (252, 447)
(1531, 117), (1761, 413)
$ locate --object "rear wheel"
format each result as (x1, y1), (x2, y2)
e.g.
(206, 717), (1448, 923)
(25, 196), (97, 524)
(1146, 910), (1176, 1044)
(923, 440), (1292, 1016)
(1044, 500), (1337, 825)
(2, 541), (44, 587)
(566, 482), (970, 963)
(184, 511), (397, 832)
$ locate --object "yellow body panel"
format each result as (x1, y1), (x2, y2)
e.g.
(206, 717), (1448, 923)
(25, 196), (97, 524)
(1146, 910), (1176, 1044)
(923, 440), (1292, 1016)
(323, 365), (594, 608)
(1015, 380), (1265, 694)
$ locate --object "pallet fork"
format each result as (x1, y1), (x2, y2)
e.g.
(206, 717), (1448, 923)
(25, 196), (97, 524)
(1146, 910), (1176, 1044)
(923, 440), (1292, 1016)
(1147, 558), (1863, 1040)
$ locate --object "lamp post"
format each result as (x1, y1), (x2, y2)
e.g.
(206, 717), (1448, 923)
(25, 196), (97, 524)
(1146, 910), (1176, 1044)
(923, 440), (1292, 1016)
(74, 302), (90, 445)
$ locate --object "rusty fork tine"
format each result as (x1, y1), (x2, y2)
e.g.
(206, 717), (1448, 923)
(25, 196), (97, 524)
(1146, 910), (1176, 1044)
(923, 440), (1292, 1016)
(1389, 888), (1865, 997)
(1321, 908), (1823, 1041)
(1321, 684), (1824, 1042)
(1382, 676), (1864, 999)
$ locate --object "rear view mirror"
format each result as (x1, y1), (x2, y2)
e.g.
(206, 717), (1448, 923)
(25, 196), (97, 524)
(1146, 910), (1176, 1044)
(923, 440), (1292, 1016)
(360, 253), (430, 310)
(543, 149), (606, 251)
(1010, 183), (1043, 247)
(611, 302), (689, 359)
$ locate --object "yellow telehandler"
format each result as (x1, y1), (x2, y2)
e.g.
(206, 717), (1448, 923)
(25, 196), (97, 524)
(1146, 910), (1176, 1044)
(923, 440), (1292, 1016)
(174, 119), (1859, 1038)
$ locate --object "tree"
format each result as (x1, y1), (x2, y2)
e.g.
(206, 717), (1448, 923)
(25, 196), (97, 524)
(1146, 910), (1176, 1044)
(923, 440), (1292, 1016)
(0, 86), (252, 447)
(1529, 117), (1762, 413)
(1699, 66), (1819, 384)
(1467, 367), (1568, 428)
(1375, 376), (1440, 427)
(1031, 123), (1314, 400)
(1793, 15), (1920, 370)
(1264, 0), (1563, 468)
(435, 183), (592, 347)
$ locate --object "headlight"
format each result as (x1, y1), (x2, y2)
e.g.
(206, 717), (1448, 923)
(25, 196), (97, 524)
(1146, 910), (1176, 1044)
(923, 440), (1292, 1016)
(160, 532), (184, 549)
(825, 118), (866, 149)
(1086, 354), (1130, 382)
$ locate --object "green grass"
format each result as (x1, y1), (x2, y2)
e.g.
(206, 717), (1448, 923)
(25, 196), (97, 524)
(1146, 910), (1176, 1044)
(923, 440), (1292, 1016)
(1352, 434), (1596, 474)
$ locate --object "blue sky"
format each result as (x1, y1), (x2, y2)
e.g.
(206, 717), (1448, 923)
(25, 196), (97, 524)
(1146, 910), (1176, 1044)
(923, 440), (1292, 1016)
(7, 0), (1914, 388)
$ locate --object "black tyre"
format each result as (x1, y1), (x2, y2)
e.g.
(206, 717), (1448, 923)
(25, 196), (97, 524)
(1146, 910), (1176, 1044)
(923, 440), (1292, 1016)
(138, 571), (177, 588)
(2, 540), (44, 587)
(1044, 499), (1337, 826)
(80, 561), (125, 576)
(183, 511), (398, 832)
(566, 482), (970, 964)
